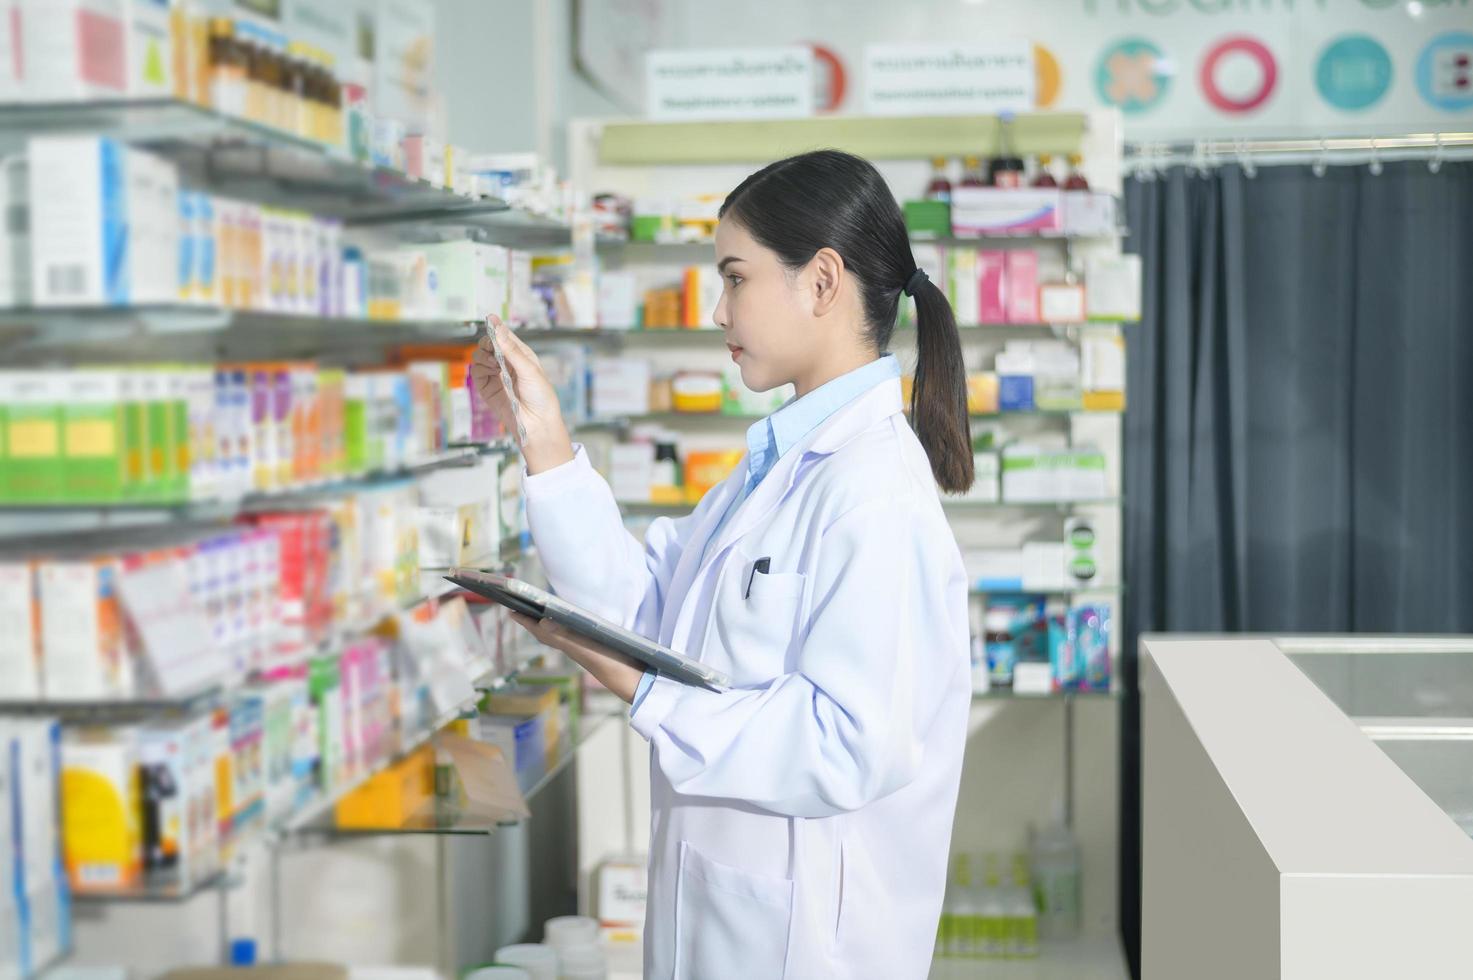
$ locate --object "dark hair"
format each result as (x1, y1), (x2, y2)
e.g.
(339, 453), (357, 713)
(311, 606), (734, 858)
(720, 149), (973, 493)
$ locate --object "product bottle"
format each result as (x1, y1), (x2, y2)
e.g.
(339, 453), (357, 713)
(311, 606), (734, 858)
(1064, 153), (1090, 190)
(959, 155), (988, 189)
(1032, 815), (1082, 940)
(948, 855), (978, 958)
(989, 113), (1026, 189)
(1008, 856), (1040, 959)
(924, 157), (953, 203)
(208, 19), (245, 117)
(985, 606), (1016, 688)
(1032, 153), (1059, 188)
(938, 855), (961, 958)
(979, 858), (1006, 959)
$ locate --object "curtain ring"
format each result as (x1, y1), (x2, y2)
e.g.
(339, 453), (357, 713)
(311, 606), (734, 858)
(1191, 138), (1208, 177)
(1312, 138), (1329, 178)
(1429, 133), (1444, 174)
(1368, 138), (1383, 177)
(1238, 139), (1258, 179)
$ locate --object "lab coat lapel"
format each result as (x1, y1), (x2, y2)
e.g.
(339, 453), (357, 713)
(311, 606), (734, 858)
(659, 455), (749, 644)
(699, 377), (906, 570)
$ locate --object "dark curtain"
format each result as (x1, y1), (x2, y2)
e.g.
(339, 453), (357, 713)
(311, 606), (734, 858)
(1118, 160), (1473, 977)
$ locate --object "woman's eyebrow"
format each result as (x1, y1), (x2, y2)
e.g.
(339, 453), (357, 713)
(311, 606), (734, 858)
(717, 256), (745, 272)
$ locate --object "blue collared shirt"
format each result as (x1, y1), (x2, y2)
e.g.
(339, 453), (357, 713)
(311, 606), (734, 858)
(632, 353), (901, 707)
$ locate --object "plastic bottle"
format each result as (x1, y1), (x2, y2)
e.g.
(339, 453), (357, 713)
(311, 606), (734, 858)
(989, 113), (1026, 189)
(979, 856), (1007, 959)
(1032, 816), (1082, 940)
(924, 157), (953, 203)
(959, 154), (988, 189)
(1007, 856), (1039, 959)
(1032, 153), (1059, 188)
(948, 855), (978, 958)
(1063, 153), (1090, 191)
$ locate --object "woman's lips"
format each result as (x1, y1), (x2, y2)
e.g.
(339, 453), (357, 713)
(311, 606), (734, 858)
(727, 343), (743, 362)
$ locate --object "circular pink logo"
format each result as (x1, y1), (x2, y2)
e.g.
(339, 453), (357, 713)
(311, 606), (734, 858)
(1200, 36), (1278, 113)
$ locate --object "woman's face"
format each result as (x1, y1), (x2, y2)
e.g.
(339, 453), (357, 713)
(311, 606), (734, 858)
(712, 218), (820, 394)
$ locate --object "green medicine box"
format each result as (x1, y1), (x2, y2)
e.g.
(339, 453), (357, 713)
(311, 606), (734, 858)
(1, 372), (64, 504)
(904, 199), (952, 239)
(62, 370), (128, 503)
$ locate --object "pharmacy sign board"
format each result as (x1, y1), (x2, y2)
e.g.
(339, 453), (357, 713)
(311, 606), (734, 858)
(645, 47), (814, 121)
(863, 42), (1036, 116)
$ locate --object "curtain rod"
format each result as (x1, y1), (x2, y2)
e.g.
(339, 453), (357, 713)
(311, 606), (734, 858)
(1126, 132), (1473, 156)
(1124, 132), (1473, 172)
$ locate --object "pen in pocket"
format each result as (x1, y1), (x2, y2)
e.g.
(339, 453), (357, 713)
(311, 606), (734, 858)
(744, 557), (771, 599)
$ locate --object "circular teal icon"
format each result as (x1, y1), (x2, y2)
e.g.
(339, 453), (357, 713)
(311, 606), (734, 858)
(1096, 38), (1171, 115)
(1316, 35), (1392, 111)
(1416, 31), (1473, 112)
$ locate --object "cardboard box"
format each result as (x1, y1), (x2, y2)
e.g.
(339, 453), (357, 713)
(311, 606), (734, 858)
(60, 729), (142, 893)
(947, 248), (980, 326)
(1005, 250), (1040, 324)
(333, 745), (433, 830)
(0, 155), (31, 308)
(950, 188), (1062, 235)
(976, 250), (1007, 325)
(590, 357), (651, 419)
(39, 559), (128, 700)
(0, 371), (63, 503)
(29, 136), (130, 305)
(61, 370), (126, 502)
(19, 0), (128, 101)
(0, 564), (41, 697)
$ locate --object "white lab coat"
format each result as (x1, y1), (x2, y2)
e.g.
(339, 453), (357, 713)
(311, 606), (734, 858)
(525, 377), (970, 979)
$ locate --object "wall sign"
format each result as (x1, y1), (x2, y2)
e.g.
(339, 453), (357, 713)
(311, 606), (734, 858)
(1096, 37), (1172, 115)
(1316, 35), (1394, 112)
(862, 42), (1035, 116)
(645, 47), (814, 121)
(1200, 36), (1278, 113)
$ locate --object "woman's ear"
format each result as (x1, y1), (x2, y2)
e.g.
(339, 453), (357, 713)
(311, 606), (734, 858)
(808, 247), (846, 317)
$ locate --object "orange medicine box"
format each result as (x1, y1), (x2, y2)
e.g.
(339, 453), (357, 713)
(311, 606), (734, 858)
(333, 745), (435, 829)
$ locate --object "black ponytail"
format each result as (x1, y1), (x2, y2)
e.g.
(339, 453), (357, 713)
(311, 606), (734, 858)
(720, 149), (974, 493)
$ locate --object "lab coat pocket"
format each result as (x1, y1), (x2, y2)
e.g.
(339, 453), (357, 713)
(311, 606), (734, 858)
(675, 841), (794, 979)
(711, 549), (806, 674)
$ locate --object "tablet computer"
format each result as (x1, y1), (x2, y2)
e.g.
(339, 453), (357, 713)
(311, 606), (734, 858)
(445, 569), (732, 691)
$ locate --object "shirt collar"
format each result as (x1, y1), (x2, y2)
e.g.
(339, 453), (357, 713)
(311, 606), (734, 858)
(744, 353), (902, 484)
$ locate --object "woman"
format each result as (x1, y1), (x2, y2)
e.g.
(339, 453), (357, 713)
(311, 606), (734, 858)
(473, 150), (971, 979)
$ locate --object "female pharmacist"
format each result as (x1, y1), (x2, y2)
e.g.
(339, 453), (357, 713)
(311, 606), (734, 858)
(473, 150), (970, 980)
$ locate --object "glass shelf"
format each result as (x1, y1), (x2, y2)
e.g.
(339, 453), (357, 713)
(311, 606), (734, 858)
(969, 585), (1123, 598)
(0, 446), (510, 529)
(292, 711), (619, 837)
(508, 323), (1129, 348)
(70, 870), (228, 905)
(579, 408), (1120, 430)
(0, 98), (531, 230)
(0, 684), (224, 720)
(928, 936), (1129, 979)
(599, 229), (1126, 253)
(618, 498), (1120, 519)
(973, 688), (1121, 701)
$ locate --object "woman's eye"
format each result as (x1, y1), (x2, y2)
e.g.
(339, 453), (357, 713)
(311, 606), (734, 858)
(726, 274), (742, 287)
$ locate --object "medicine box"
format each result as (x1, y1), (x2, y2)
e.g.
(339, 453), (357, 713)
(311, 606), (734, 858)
(0, 156), (31, 308)
(422, 241), (508, 322)
(0, 371), (64, 503)
(39, 558), (129, 700)
(0, 564), (40, 698)
(333, 745), (433, 830)
(19, 1), (129, 102)
(947, 248), (980, 326)
(591, 357), (651, 419)
(1005, 250), (1040, 324)
(976, 250), (1007, 324)
(60, 370), (126, 502)
(29, 137), (131, 306)
(476, 713), (544, 794)
(950, 188), (1063, 235)
(482, 686), (560, 771)
(61, 729), (143, 893)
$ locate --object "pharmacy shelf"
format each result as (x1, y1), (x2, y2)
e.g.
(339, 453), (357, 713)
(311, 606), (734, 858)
(581, 408), (1121, 430)
(507, 324), (1127, 348)
(276, 657), (520, 838)
(597, 227), (1125, 256)
(969, 586), (1123, 598)
(929, 937), (1129, 980)
(70, 870), (229, 906)
(295, 709), (621, 837)
(0, 445), (511, 531)
(0, 683), (225, 720)
(973, 689), (1121, 702)
(0, 304), (486, 357)
(597, 113), (1089, 166)
(619, 498), (1122, 520)
(0, 98), (537, 231)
